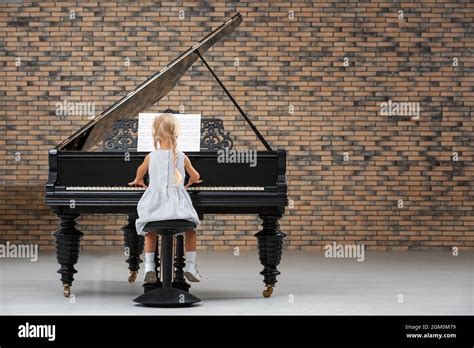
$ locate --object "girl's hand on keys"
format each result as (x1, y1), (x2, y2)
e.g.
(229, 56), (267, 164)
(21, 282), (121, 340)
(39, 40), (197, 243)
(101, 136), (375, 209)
(128, 178), (148, 188)
(185, 179), (203, 188)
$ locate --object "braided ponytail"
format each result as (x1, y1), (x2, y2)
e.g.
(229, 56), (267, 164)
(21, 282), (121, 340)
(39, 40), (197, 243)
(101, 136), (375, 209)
(152, 113), (182, 185)
(170, 131), (182, 185)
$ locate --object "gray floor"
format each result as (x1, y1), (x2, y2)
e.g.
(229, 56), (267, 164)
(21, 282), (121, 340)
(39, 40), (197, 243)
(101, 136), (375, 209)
(0, 250), (472, 315)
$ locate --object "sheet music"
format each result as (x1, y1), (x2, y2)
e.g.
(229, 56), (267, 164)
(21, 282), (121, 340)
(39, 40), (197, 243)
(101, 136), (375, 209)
(137, 113), (201, 152)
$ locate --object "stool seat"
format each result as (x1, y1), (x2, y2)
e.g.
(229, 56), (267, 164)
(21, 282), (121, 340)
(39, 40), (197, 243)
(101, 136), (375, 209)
(144, 220), (197, 235)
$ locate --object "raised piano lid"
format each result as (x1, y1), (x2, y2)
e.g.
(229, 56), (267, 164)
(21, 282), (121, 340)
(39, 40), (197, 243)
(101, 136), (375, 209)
(57, 13), (242, 151)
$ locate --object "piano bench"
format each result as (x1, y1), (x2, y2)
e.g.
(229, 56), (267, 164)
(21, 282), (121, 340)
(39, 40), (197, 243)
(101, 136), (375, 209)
(133, 220), (201, 307)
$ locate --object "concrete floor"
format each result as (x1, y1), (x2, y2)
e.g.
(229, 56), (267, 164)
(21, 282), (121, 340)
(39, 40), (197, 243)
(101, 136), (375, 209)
(0, 250), (472, 315)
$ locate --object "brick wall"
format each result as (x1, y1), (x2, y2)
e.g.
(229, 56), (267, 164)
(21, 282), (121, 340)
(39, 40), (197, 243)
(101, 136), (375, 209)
(1, 1), (473, 251)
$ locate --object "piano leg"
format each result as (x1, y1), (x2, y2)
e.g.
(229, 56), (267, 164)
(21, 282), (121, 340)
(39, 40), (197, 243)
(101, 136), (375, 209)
(122, 215), (144, 283)
(53, 213), (83, 297)
(255, 214), (286, 298)
(173, 235), (190, 292)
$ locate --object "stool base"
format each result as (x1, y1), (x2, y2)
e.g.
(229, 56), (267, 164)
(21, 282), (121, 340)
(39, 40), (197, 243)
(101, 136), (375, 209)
(143, 281), (190, 293)
(133, 287), (201, 307)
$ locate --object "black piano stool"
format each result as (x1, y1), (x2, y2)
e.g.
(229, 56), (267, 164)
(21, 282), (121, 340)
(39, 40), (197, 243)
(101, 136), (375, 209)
(133, 220), (201, 307)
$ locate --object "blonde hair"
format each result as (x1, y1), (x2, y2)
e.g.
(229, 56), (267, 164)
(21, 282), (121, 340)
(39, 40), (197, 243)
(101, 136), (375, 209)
(152, 113), (182, 184)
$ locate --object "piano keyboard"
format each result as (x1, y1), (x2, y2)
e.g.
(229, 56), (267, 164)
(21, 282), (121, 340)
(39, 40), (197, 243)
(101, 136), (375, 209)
(65, 186), (265, 191)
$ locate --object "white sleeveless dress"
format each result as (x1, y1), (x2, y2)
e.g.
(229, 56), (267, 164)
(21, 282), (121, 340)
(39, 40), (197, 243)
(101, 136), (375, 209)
(135, 150), (200, 236)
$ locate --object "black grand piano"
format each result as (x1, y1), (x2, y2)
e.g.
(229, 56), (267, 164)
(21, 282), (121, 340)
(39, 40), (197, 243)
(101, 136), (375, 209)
(45, 13), (287, 298)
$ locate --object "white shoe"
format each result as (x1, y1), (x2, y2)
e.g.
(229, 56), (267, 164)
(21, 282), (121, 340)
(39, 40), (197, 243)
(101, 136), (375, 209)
(184, 262), (202, 282)
(143, 271), (157, 283)
(143, 262), (158, 283)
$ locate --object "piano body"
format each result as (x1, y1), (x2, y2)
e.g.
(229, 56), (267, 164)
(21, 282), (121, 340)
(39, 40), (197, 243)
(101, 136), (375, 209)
(45, 13), (288, 298)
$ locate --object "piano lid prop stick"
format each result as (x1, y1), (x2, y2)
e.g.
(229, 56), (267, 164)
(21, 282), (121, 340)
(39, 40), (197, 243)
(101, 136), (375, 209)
(194, 50), (273, 152)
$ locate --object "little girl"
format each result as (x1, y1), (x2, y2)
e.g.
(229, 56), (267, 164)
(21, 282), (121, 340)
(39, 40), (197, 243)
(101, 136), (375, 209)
(128, 114), (202, 284)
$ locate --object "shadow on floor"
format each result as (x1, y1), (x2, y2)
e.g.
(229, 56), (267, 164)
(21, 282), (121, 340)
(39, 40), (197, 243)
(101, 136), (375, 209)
(72, 280), (260, 301)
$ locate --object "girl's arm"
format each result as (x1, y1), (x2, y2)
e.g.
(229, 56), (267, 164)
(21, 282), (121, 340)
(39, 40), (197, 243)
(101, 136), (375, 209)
(128, 154), (150, 188)
(184, 155), (203, 188)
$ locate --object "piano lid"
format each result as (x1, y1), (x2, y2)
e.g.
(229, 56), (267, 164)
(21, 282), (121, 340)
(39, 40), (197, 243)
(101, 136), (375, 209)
(57, 13), (242, 151)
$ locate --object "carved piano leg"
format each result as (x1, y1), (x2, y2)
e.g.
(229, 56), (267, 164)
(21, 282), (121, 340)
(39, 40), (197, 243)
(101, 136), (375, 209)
(122, 215), (144, 283)
(173, 234), (190, 292)
(255, 214), (286, 298)
(53, 213), (83, 297)
(153, 237), (162, 286)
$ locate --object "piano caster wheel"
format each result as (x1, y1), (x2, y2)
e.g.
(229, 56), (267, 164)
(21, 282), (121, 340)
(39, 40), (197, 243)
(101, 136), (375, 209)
(63, 284), (71, 297)
(128, 271), (138, 283)
(262, 286), (273, 298)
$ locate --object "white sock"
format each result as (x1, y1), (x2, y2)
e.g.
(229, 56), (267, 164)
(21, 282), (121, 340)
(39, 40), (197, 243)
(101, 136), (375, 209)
(144, 252), (155, 273)
(185, 251), (197, 265)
